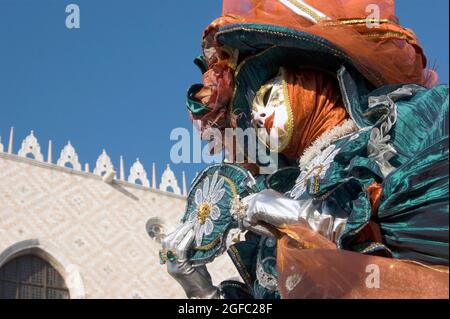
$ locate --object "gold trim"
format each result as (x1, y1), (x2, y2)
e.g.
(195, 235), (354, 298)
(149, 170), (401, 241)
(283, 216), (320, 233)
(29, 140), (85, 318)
(322, 18), (418, 46)
(193, 236), (221, 251)
(362, 31), (418, 46)
(279, 67), (295, 153)
(360, 243), (449, 274)
(283, 0), (324, 23)
(313, 165), (324, 193)
(401, 260), (449, 274)
(222, 175), (238, 198)
(229, 245), (253, 286)
(322, 18), (398, 27)
(360, 242), (389, 254)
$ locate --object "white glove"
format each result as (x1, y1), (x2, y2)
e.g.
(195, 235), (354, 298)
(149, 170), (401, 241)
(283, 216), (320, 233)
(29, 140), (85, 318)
(241, 189), (347, 242)
(161, 221), (221, 299)
(242, 189), (306, 227)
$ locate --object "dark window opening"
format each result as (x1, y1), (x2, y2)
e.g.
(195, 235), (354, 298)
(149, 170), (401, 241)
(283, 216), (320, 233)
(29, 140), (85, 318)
(0, 254), (69, 299)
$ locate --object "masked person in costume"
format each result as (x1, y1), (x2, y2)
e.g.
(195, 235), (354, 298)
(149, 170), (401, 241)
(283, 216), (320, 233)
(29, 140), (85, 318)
(161, 0), (449, 299)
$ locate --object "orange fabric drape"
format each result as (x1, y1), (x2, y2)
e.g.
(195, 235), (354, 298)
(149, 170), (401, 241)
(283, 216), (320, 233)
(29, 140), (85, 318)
(367, 182), (383, 215)
(282, 69), (349, 159)
(352, 182), (384, 245)
(275, 224), (449, 299)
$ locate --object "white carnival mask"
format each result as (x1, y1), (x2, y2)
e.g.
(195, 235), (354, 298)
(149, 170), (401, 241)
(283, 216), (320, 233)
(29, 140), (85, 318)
(252, 70), (293, 153)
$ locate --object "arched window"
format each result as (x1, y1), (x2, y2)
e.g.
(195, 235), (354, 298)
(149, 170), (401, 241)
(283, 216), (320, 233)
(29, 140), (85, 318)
(0, 254), (69, 299)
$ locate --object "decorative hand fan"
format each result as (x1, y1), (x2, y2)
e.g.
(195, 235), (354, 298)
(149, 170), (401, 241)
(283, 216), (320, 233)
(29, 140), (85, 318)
(182, 163), (264, 265)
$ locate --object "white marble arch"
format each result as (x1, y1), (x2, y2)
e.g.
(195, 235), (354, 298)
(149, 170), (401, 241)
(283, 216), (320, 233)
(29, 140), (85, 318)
(0, 239), (86, 299)
(17, 131), (44, 161)
(0, 137), (4, 153)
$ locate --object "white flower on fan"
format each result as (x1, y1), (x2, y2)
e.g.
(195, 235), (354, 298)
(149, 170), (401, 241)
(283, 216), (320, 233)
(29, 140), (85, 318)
(290, 144), (341, 199)
(188, 171), (225, 246)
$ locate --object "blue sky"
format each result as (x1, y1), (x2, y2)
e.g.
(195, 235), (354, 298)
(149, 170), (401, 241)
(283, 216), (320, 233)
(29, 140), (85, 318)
(0, 0), (448, 185)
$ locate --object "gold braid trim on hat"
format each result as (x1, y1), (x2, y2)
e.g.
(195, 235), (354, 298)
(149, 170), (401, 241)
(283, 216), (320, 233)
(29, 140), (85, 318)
(322, 18), (399, 27)
(362, 31), (419, 46)
(321, 18), (418, 46)
(283, 0), (325, 23)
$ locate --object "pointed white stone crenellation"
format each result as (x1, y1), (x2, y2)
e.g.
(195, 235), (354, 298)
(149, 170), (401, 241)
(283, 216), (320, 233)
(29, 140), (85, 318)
(128, 158), (150, 187)
(1, 128), (189, 196)
(17, 131), (44, 162)
(159, 164), (181, 195)
(57, 141), (82, 171)
(94, 149), (114, 177)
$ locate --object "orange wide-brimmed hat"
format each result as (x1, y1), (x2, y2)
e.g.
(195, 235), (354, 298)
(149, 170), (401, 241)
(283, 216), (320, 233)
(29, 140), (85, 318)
(210, 0), (437, 88)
